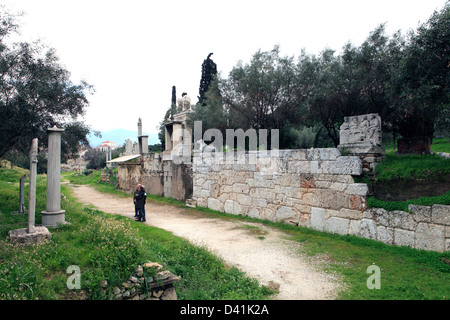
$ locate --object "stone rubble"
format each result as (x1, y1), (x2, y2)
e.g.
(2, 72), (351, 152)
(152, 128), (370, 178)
(113, 261), (180, 300)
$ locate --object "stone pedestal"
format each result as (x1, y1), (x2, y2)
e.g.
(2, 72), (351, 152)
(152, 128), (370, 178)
(42, 126), (66, 227)
(8, 226), (51, 245)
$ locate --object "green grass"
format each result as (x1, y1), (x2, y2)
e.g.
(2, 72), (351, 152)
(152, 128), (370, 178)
(363, 138), (450, 211)
(373, 153), (450, 184)
(2, 164), (449, 300)
(431, 137), (450, 153)
(286, 229), (450, 300)
(0, 168), (273, 300)
(367, 191), (450, 212)
(164, 200), (450, 300)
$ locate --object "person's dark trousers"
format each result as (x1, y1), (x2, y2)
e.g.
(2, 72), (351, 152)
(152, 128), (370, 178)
(134, 206), (138, 217)
(140, 206), (146, 221)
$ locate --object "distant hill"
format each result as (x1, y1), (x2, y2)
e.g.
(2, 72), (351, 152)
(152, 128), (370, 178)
(87, 129), (160, 148)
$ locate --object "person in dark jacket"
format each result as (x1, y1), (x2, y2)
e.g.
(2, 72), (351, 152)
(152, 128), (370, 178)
(133, 184), (140, 218)
(134, 185), (147, 222)
(140, 185), (147, 221)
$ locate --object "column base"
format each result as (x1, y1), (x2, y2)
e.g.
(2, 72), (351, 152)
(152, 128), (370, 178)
(8, 226), (51, 245)
(41, 210), (66, 227)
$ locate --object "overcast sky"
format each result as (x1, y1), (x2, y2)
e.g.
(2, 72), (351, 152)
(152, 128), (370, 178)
(2, 0), (448, 135)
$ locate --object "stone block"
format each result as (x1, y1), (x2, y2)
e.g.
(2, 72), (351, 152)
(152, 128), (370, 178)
(8, 226), (51, 245)
(320, 148), (341, 160)
(368, 208), (388, 225)
(325, 217), (350, 235)
(329, 156), (362, 175)
(376, 226), (394, 245)
(415, 223), (445, 252)
(329, 182), (348, 192)
(349, 195), (366, 211)
(300, 174), (315, 188)
(389, 211), (417, 231)
(233, 183), (250, 193)
(302, 192), (320, 207)
(237, 194), (252, 206)
(310, 207), (326, 232)
(338, 208), (363, 220)
(290, 149), (307, 160)
(252, 198), (267, 208)
(247, 207), (261, 219)
(320, 189), (337, 210)
(431, 204), (450, 225)
(394, 228), (415, 248)
(348, 220), (361, 236)
(208, 198), (223, 212)
(196, 197), (207, 208)
(277, 206), (300, 224)
(346, 183), (369, 196)
(360, 219), (377, 240)
(409, 205), (432, 223)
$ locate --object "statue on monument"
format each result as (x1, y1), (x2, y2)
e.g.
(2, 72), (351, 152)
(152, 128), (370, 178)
(177, 92), (191, 112)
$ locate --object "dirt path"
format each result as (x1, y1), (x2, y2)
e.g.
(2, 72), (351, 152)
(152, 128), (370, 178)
(69, 184), (342, 300)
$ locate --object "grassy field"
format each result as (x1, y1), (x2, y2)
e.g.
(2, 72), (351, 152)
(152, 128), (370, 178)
(364, 138), (450, 211)
(0, 166), (272, 300)
(65, 170), (450, 300)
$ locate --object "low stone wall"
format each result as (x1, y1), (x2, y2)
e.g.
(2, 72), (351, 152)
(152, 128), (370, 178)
(307, 204), (449, 252)
(192, 148), (450, 252)
(193, 149), (364, 225)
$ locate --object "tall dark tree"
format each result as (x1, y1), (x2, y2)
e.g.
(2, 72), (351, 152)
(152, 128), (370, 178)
(171, 85), (177, 118)
(392, 3), (450, 139)
(198, 53), (217, 105)
(158, 86), (177, 148)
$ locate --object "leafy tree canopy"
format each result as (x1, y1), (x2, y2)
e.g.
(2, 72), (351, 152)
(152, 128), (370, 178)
(0, 6), (95, 161)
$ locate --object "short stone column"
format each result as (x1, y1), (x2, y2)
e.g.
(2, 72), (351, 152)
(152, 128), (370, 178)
(42, 126), (66, 226)
(28, 138), (38, 233)
(8, 138), (51, 245)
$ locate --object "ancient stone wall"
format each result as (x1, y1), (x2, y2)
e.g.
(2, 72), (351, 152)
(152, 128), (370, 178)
(192, 148), (449, 252)
(116, 154), (192, 201)
(193, 149), (364, 225)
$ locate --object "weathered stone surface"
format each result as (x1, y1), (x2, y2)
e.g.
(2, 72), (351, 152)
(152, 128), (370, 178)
(325, 217), (349, 235)
(310, 207), (326, 232)
(346, 183), (369, 196)
(376, 226), (394, 245)
(360, 219), (377, 240)
(431, 204), (450, 225)
(208, 198), (223, 212)
(160, 285), (177, 300)
(8, 226), (51, 245)
(394, 228), (415, 248)
(409, 205), (432, 223)
(415, 223), (445, 252)
(388, 211), (417, 231)
(191, 145), (449, 252)
(348, 220), (361, 236)
(114, 262), (180, 300)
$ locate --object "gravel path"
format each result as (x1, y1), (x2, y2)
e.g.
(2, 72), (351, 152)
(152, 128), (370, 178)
(69, 184), (342, 300)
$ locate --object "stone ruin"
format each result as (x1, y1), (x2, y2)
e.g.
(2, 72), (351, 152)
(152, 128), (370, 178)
(113, 261), (180, 300)
(338, 113), (385, 174)
(338, 113), (383, 152)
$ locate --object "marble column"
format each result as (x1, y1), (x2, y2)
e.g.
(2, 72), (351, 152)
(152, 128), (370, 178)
(27, 138), (38, 233)
(42, 126), (66, 226)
